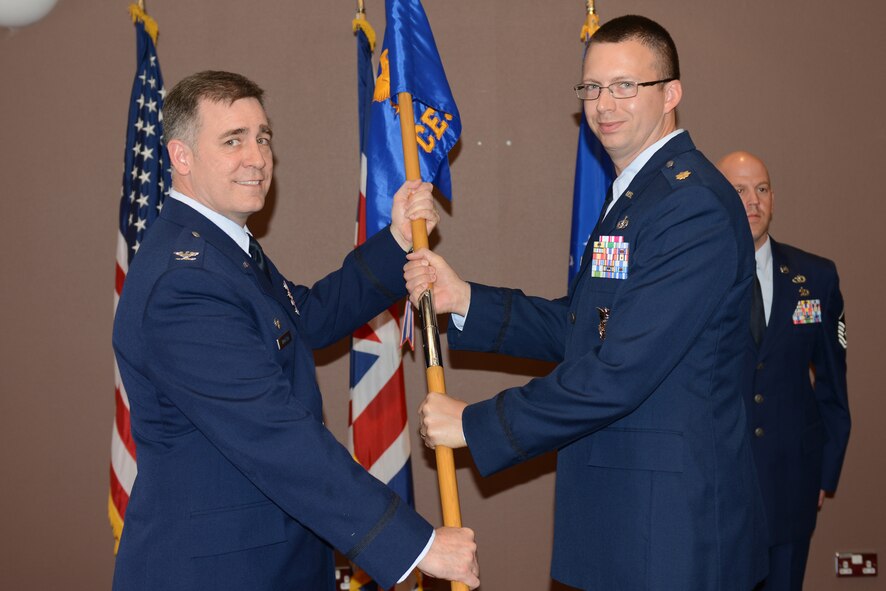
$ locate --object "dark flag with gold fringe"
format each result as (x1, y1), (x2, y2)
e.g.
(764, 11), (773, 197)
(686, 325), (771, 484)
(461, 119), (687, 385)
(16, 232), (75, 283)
(568, 1), (614, 285)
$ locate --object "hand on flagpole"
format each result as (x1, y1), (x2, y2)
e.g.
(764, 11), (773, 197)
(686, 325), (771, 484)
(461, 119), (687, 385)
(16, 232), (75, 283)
(417, 526), (480, 589)
(404, 249), (471, 316)
(419, 392), (468, 449)
(390, 179), (439, 251)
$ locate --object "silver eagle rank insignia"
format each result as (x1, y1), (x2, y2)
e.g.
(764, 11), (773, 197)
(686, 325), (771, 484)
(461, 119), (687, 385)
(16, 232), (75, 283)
(174, 251), (199, 261)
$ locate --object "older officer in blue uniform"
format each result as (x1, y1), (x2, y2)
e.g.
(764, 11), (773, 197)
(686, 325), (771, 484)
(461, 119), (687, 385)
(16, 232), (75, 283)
(112, 71), (479, 591)
(718, 151), (851, 591)
(405, 15), (768, 591)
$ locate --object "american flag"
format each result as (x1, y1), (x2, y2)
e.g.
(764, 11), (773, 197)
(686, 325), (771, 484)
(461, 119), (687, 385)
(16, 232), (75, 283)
(109, 3), (171, 551)
(348, 13), (418, 591)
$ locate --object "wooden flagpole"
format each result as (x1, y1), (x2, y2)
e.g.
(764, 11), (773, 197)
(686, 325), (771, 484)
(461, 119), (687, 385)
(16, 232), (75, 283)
(396, 92), (468, 591)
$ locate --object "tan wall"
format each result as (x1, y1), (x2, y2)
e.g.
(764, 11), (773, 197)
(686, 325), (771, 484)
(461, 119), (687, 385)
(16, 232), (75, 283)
(0, 1), (883, 589)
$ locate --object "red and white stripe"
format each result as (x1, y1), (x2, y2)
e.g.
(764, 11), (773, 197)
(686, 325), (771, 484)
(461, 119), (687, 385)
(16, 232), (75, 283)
(109, 234), (137, 538)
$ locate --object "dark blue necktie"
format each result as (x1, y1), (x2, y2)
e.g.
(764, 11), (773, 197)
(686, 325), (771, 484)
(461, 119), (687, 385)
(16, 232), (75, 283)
(595, 184), (615, 229)
(750, 274), (765, 346)
(248, 235), (271, 281)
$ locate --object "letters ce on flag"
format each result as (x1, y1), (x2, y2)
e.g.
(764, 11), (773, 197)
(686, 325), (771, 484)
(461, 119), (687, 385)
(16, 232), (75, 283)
(364, 0), (462, 237)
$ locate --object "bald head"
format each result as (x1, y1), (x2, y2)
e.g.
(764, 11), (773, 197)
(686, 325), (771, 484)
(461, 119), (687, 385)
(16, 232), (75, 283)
(717, 151), (774, 251)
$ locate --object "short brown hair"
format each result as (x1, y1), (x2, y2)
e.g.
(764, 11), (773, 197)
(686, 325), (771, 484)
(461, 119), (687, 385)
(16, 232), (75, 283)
(590, 15), (680, 80)
(163, 70), (266, 146)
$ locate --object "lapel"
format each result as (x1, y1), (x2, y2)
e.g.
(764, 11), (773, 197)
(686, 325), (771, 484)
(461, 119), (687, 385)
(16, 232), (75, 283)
(572, 132), (698, 291)
(162, 199), (299, 321)
(758, 238), (794, 357)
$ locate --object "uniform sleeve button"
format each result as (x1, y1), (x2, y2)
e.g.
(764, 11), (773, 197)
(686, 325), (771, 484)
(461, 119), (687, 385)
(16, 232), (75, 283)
(754, 394), (764, 404)
(756, 362), (765, 370)
(569, 312), (577, 324)
(754, 427), (765, 438)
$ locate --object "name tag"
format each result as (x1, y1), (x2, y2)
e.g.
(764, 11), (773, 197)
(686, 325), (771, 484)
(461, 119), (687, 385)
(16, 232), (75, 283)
(276, 331), (292, 350)
(591, 235), (629, 279)
(792, 299), (822, 324)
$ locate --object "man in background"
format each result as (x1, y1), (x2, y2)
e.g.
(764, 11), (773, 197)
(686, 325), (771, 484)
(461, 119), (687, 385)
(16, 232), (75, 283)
(112, 70), (479, 591)
(718, 150), (850, 591)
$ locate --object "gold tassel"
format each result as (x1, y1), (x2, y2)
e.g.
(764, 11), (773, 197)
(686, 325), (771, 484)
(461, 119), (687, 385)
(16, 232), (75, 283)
(108, 492), (124, 554)
(373, 49), (391, 103)
(580, 13), (600, 43)
(352, 13), (377, 52)
(129, 3), (159, 45)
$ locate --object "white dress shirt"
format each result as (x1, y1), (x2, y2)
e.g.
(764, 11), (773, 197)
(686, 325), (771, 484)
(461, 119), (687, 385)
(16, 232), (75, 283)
(168, 188), (254, 253)
(755, 236), (773, 324)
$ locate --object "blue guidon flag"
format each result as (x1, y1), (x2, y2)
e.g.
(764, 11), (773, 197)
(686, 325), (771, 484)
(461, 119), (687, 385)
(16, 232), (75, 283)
(363, 0), (461, 237)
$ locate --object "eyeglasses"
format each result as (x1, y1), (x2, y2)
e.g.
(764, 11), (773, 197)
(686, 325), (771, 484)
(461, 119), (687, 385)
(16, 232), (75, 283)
(574, 78), (676, 101)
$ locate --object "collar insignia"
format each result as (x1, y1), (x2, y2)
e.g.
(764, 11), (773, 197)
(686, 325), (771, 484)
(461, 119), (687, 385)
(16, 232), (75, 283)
(792, 274), (806, 284)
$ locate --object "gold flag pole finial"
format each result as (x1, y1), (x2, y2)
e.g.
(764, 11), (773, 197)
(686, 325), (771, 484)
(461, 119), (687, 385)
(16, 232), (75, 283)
(353, 0), (377, 52)
(581, 0), (600, 43)
(129, 2), (159, 45)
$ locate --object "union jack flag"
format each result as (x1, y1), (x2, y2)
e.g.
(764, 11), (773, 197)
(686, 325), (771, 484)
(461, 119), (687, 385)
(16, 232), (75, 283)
(109, 3), (171, 551)
(348, 12), (418, 591)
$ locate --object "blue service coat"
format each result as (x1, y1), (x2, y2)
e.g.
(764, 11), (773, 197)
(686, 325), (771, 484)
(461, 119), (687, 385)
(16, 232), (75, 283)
(451, 133), (769, 590)
(112, 198), (431, 591)
(748, 238), (850, 546)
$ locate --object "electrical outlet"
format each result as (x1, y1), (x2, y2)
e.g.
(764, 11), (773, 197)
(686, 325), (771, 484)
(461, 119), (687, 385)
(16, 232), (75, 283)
(835, 552), (878, 577)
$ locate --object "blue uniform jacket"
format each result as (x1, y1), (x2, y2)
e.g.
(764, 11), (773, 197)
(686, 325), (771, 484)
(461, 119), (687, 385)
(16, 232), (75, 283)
(451, 133), (769, 590)
(748, 238), (850, 545)
(112, 198), (431, 590)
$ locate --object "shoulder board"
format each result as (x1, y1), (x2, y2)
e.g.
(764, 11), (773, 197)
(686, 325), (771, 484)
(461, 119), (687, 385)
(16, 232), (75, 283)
(661, 156), (702, 189)
(168, 228), (206, 268)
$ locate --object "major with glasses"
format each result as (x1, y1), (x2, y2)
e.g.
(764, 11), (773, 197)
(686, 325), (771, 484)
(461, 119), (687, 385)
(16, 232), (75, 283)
(405, 15), (768, 590)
